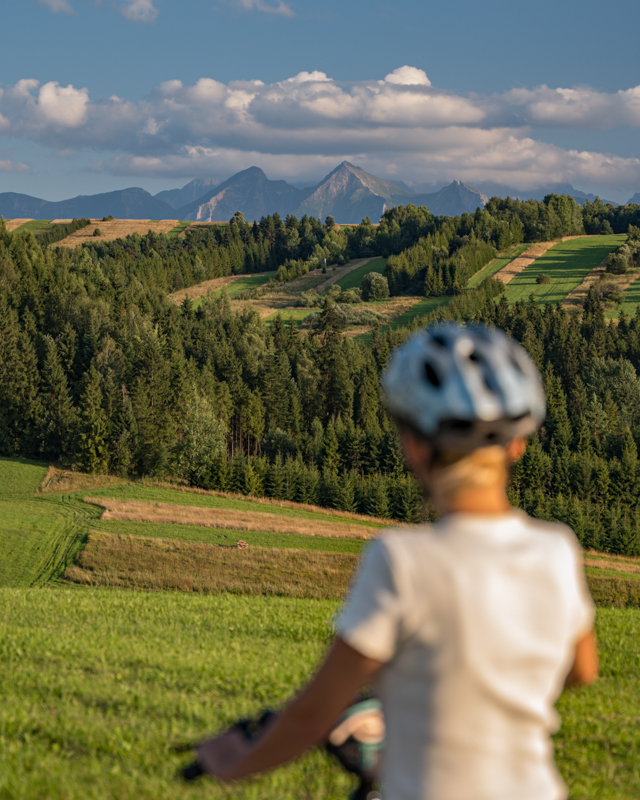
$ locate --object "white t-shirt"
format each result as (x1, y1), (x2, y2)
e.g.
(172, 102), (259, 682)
(336, 510), (594, 800)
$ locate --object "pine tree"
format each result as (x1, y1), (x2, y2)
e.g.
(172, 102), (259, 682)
(75, 365), (108, 474)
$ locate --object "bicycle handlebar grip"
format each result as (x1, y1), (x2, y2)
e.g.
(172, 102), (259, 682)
(181, 760), (205, 781)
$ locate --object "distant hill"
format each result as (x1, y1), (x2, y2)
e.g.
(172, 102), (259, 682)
(0, 187), (174, 220)
(628, 193), (640, 205)
(176, 167), (302, 222)
(155, 178), (221, 209)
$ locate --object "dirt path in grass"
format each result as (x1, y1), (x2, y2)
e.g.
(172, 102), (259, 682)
(4, 219), (34, 232)
(494, 236), (586, 285)
(314, 258), (375, 292)
(84, 498), (379, 539)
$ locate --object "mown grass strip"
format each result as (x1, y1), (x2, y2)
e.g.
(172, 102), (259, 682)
(504, 235), (626, 306)
(66, 531), (357, 600)
(93, 518), (366, 553)
(335, 257), (387, 290)
(13, 220), (53, 235)
(167, 221), (190, 236)
(465, 243), (530, 289)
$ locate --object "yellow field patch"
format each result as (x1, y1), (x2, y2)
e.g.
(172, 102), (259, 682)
(66, 530), (356, 599)
(3, 219), (34, 232)
(54, 218), (180, 247)
(85, 497), (379, 539)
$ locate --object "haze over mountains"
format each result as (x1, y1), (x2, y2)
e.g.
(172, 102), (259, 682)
(0, 161), (636, 223)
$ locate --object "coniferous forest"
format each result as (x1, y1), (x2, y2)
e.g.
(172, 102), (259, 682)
(3, 194), (640, 553)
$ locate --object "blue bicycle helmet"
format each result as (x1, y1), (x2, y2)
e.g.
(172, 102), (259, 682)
(382, 322), (545, 450)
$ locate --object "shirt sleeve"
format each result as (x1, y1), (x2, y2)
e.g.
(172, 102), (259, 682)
(335, 538), (405, 663)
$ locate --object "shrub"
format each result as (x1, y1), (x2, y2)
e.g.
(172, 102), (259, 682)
(93, 228), (102, 237)
(361, 272), (389, 301)
(536, 273), (551, 284)
(606, 252), (628, 275)
(102, 215), (114, 222)
(594, 281), (623, 306)
(340, 288), (361, 304)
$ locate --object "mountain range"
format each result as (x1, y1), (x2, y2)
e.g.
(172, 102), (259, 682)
(0, 161), (636, 223)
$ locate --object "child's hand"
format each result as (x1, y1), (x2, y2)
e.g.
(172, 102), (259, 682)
(196, 729), (252, 781)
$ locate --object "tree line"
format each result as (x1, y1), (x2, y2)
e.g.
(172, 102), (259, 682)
(3, 194), (640, 550)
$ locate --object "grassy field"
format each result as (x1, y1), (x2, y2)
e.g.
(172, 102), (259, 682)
(12, 220), (54, 235)
(606, 273), (640, 319)
(0, 587), (638, 799)
(6, 458), (640, 796)
(167, 221), (191, 236)
(387, 295), (451, 329)
(466, 243), (530, 289)
(335, 257), (387, 290)
(504, 235), (626, 306)
(0, 459), (100, 587)
(0, 588), (354, 800)
(191, 273), (277, 308)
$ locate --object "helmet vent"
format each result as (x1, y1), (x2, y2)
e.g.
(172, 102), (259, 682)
(424, 361), (441, 388)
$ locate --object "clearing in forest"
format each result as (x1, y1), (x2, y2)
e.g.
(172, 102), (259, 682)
(503, 235), (626, 305)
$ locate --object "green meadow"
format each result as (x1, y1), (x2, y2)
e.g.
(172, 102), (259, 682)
(3, 457), (640, 797)
(335, 257), (388, 290)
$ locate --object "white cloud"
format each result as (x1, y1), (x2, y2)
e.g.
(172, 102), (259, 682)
(37, 82), (89, 127)
(118, 0), (159, 23)
(233, 0), (294, 17)
(32, 0), (159, 22)
(384, 66), (431, 87)
(499, 84), (640, 129)
(0, 160), (30, 173)
(3, 69), (640, 191)
(35, 0), (74, 13)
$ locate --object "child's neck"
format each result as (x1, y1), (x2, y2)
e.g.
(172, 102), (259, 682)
(436, 486), (513, 516)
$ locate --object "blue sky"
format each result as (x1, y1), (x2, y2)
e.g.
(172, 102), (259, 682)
(2, 0), (640, 202)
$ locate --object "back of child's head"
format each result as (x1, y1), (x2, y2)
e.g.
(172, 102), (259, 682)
(382, 323), (546, 496)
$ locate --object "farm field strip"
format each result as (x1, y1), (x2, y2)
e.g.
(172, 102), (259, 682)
(85, 497), (379, 539)
(503, 235), (626, 306)
(66, 531), (357, 599)
(465, 243), (530, 289)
